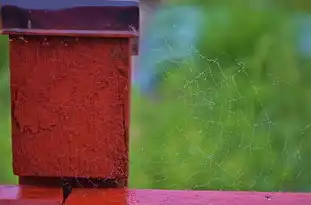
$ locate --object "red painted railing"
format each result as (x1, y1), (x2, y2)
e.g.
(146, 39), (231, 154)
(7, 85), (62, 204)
(1, 1), (311, 205)
(1, 186), (311, 205)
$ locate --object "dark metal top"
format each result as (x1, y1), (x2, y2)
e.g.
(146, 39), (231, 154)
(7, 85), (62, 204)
(0, 0), (139, 38)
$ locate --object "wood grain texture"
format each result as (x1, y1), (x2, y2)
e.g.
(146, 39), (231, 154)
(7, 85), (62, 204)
(9, 35), (131, 180)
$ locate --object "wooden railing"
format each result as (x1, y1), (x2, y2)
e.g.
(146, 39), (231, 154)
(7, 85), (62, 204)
(0, 1), (311, 204)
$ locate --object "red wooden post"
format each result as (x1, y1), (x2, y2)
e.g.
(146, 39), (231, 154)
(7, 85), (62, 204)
(0, 0), (138, 203)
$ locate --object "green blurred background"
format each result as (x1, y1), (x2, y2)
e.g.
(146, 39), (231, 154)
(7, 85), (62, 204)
(0, 35), (11, 184)
(2, 0), (311, 192)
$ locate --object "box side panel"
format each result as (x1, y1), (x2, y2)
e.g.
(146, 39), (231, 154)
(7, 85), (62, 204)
(9, 35), (130, 179)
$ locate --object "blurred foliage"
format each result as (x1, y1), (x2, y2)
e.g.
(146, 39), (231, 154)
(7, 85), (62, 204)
(130, 1), (311, 192)
(0, 35), (15, 184)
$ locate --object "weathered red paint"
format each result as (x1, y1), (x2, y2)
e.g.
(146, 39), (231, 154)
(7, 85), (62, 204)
(1, 186), (311, 205)
(129, 189), (311, 205)
(65, 189), (311, 205)
(0, 185), (62, 205)
(9, 35), (131, 180)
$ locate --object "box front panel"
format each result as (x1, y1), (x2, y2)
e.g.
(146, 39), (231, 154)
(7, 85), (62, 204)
(9, 35), (130, 179)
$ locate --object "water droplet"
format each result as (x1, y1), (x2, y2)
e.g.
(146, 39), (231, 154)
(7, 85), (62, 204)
(42, 38), (49, 46)
(62, 40), (68, 46)
(27, 20), (32, 29)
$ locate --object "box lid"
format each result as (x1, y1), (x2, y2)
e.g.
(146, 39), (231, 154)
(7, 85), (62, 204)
(0, 0), (139, 38)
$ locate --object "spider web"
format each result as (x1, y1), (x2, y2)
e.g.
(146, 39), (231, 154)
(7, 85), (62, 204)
(129, 32), (311, 193)
(1, 5), (311, 195)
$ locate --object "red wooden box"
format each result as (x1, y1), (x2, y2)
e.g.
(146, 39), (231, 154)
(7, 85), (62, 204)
(1, 0), (139, 184)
